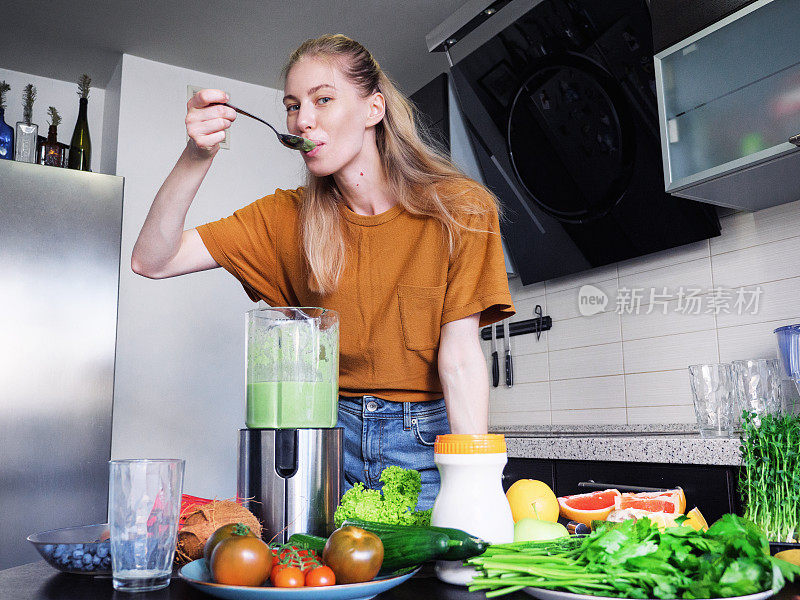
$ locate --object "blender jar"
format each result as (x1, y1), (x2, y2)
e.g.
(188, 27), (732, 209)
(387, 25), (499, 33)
(246, 307), (339, 428)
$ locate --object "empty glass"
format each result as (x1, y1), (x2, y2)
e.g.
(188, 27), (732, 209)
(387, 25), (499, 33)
(688, 364), (736, 438)
(108, 459), (185, 592)
(732, 359), (783, 425)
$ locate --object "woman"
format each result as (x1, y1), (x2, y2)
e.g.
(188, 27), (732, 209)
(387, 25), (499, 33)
(131, 34), (515, 509)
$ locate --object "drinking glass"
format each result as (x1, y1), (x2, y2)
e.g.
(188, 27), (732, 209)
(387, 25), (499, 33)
(732, 359), (783, 425)
(688, 363), (736, 438)
(108, 459), (185, 592)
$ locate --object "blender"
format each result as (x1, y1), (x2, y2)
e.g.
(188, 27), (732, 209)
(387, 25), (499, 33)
(237, 307), (342, 544)
(775, 324), (800, 399)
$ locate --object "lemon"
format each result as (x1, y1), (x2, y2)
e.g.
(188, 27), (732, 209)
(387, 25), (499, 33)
(506, 479), (559, 523)
(683, 507), (708, 531)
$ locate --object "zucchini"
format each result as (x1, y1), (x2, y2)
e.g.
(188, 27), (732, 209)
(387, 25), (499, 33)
(377, 529), (449, 573)
(286, 533), (327, 553)
(342, 518), (488, 561)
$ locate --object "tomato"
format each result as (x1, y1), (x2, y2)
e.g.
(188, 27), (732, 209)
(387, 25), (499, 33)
(204, 523), (256, 563)
(305, 565), (335, 587)
(269, 563), (286, 586)
(210, 534), (272, 586)
(272, 565), (304, 588)
(322, 526), (384, 584)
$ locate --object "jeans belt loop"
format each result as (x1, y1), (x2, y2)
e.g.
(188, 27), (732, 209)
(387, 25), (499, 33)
(403, 401), (412, 431)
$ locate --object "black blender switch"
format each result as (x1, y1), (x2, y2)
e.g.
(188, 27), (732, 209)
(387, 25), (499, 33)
(274, 428), (299, 478)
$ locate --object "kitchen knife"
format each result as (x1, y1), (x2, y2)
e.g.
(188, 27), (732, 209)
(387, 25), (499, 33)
(503, 318), (513, 387)
(491, 322), (499, 387)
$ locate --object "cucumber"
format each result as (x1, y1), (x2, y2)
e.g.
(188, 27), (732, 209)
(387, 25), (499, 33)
(286, 533), (327, 553)
(377, 529), (450, 573)
(341, 518), (488, 561)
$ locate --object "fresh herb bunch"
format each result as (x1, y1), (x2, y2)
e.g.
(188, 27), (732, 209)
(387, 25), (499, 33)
(47, 106), (61, 128)
(23, 83), (37, 124)
(468, 515), (800, 599)
(740, 411), (800, 543)
(0, 81), (10, 110)
(77, 74), (91, 99)
(334, 466), (431, 526)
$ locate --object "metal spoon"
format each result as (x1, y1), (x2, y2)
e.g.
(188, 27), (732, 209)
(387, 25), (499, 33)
(215, 102), (316, 152)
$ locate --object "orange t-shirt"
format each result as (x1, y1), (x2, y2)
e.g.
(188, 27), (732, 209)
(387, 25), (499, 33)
(196, 184), (515, 402)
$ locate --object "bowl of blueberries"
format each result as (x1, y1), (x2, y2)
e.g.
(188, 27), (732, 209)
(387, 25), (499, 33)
(27, 523), (112, 575)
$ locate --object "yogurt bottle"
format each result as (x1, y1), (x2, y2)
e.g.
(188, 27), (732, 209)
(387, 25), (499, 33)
(430, 434), (514, 585)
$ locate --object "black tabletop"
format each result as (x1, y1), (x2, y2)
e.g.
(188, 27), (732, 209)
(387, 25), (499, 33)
(3, 561), (800, 600)
(0, 561), (528, 600)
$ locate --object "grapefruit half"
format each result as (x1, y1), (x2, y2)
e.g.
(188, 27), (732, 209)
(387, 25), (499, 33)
(614, 488), (685, 514)
(557, 489), (622, 525)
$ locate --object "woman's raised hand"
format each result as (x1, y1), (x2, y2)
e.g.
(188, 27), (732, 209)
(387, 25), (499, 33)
(185, 89), (237, 156)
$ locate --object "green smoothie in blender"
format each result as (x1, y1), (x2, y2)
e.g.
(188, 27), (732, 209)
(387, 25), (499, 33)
(246, 307), (339, 429)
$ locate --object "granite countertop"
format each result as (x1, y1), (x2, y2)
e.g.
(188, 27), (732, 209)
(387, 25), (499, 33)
(490, 424), (742, 466)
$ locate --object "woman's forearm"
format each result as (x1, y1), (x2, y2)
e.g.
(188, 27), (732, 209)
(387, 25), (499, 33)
(439, 338), (490, 434)
(131, 142), (215, 276)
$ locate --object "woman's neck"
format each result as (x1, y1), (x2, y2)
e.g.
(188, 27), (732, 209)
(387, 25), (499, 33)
(333, 137), (395, 216)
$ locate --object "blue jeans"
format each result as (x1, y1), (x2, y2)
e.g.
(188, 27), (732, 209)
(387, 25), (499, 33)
(336, 395), (451, 511)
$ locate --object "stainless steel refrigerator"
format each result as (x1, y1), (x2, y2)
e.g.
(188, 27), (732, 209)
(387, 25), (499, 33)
(0, 160), (123, 569)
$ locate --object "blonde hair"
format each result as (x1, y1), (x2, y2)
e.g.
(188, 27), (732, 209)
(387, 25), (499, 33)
(283, 34), (500, 295)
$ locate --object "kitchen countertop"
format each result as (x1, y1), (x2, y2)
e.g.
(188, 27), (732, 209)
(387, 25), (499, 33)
(4, 560), (799, 600)
(491, 424), (742, 466)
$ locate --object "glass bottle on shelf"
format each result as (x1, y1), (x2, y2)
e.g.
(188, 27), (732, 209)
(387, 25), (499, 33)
(0, 80), (13, 160)
(68, 74), (91, 171)
(42, 106), (64, 167)
(14, 83), (38, 163)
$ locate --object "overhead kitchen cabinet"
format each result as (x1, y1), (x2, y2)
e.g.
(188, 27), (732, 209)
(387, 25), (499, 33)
(654, 0), (800, 210)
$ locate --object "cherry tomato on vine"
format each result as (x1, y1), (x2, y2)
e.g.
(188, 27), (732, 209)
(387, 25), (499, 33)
(272, 565), (304, 588)
(305, 565), (336, 587)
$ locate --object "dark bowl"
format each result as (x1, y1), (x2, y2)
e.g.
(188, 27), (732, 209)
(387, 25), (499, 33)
(27, 523), (112, 575)
(770, 541), (800, 555)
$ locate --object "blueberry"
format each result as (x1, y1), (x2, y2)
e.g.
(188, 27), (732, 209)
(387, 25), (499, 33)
(53, 546), (64, 558)
(72, 549), (84, 559)
(74, 544), (83, 549)
(82, 553), (93, 564)
(92, 555), (101, 565)
(42, 544), (54, 556)
(101, 557), (111, 567)
(96, 546), (108, 558)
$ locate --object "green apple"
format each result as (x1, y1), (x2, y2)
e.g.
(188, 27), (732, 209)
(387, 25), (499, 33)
(514, 517), (569, 542)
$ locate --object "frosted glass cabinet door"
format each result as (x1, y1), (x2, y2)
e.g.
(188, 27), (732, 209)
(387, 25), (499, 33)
(655, 0), (800, 191)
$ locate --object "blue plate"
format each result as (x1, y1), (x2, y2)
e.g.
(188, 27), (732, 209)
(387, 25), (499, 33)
(179, 559), (419, 600)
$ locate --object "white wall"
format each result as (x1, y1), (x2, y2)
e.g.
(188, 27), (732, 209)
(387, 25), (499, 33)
(486, 200), (800, 427)
(110, 54), (304, 497)
(0, 66), (105, 171)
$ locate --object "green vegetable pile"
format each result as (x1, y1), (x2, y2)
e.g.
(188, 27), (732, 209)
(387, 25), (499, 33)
(334, 466), (431, 527)
(467, 514), (800, 598)
(740, 412), (800, 543)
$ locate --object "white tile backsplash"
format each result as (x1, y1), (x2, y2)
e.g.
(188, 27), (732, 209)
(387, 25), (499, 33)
(617, 240), (710, 278)
(489, 198), (800, 428)
(549, 343), (623, 380)
(547, 310), (622, 351)
(549, 375), (626, 411)
(551, 407), (628, 425)
(624, 370), (692, 407)
(623, 329), (720, 374)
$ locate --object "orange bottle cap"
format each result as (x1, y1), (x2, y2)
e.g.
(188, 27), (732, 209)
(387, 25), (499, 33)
(434, 433), (507, 454)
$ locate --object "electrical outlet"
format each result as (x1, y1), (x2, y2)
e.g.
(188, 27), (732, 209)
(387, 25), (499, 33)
(187, 85), (230, 149)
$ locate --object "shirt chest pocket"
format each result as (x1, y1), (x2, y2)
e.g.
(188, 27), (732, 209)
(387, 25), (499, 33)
(397, 284), (447, 351)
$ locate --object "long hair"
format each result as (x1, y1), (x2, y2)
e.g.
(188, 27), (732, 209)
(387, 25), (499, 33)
(282, 34), (500, 294)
